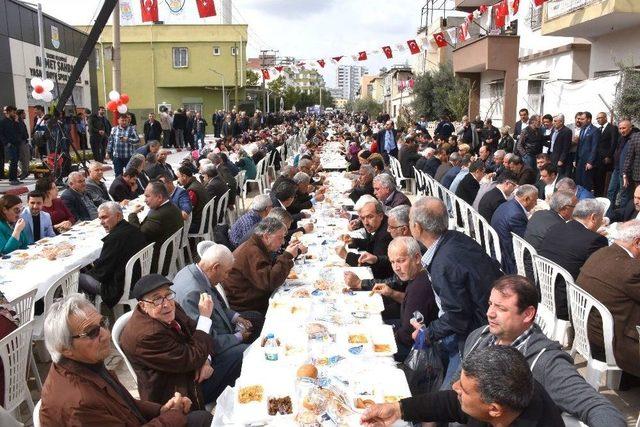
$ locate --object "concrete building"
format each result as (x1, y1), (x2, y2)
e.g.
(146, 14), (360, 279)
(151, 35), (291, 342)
(0, 0), (97, 126)
(288, 68), (325, 95)
(336, 65), (367, 101)
(80, 23), (247, 131)
(358, 75), (377, 99)
(381, 66), (414, 120)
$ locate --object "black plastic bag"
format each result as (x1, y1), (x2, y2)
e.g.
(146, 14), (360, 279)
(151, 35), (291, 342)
(402, 329), (444, 395)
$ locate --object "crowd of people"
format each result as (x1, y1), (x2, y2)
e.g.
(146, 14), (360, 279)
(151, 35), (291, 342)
(0, 106), (639, 426)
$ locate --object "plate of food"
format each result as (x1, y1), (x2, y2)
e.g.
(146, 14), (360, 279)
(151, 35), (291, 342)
(369, 326), (398, 357)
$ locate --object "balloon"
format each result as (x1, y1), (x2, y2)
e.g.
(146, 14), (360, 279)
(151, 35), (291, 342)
(34, 85), (44, 94)
(106, 100), (118, 112)
(30, 77), (43, 88)
(120, 94), (130, 104)
(117, 104), (128, 114)
(116, 99), (123, 106)
(31, 90), (42, 100)
(108, 90), (120, 102)
(42, 79), (54, 91)
(42, 91), (53, 102)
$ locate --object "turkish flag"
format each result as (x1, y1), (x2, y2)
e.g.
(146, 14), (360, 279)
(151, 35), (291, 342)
(382, 46), (393, 59)
(332, 56), (343, 63)
(196, 0), (216, 18)
(433, 32), (447, 48)
(407, 40), (421, 55)
(140, 0), (158, 22)
(479, 4), (488, 14)
(458, 22), (470, 42)
(358, 51), (367, 61)
(261, 69), (270, 80)
(275, 66), (284, 72)
(533, 0), (546, 5)
(466, 13), (474, 23)
(317, 59), (325, 68)
(511, 0), (520, 13)
(495, 0), (508, 27)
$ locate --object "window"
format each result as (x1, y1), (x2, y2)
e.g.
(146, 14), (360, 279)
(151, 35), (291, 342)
(212, 46), (220, 56)
(231, 47), (238, 56)
(172, 47), (188, 68)
(183, 103), (203, 113)
(530, 4), (543, 30)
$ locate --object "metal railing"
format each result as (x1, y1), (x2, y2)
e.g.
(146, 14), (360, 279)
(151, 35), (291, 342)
(546, 0), (605, 20)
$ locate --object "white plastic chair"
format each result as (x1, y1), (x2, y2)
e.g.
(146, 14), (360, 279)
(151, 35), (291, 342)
(0, 320), (36, 418)
(33, 399), (41, 427)
(215, 189), (230, 226)
(156, 227), (184, 280)
(413, 167), (425, 195)
(389, 157), (415, 194)
(178, 214), (193, 269)
(266, 150), (277, 182)
(244, 157), (267, 196)
(111, 310), (138, 385)
(196, 240), (216, 258)
(235, 170), (247, 212)
(511, 232), (538, 282)
(97, 243), (155, 318)
(568, 282), (622, 390)
(471, 211), (502, 264)
(216, 283), (231, 309)
(10, 289), (38, 390)
(533, 254), (573, 347)
(188, 196), (216, 244)
(595, 197), (611, 215)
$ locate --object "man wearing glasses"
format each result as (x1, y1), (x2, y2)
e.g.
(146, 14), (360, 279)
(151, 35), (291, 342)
(40, 293), (212, 426)
(120, 274), (223, 408)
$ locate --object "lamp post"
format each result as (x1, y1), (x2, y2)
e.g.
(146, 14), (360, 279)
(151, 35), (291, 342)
(209, 68), (226, 110)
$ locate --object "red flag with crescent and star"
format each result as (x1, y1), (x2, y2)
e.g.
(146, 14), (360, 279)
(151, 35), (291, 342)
(358, 51), (367, 61)
(196, 0), (216, 17)
(261, 69), (270, 80)
(382, 46), (393, 59)
(433, 32), (448, 48)
(317, 59), (326, 68)
(407, 39), (421, 54)
(140, 0), (159, 22)
(534, 0), (547, 5)
(332, 56), (343, 63)
(275, 66), (284, 72)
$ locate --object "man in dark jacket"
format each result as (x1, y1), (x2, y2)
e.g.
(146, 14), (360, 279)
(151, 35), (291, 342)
(176, 165), (209, 233)
(524, 190), (576, 251)
(420, 148), (445, 178)
(78, 202), (147, 307)
(109, 167), (139, 203)
(120, 275), (216, 407)
(376, 120), (398, 162)
(455, 160), (484, 205)
(477, 172), (518, 221)
(0, 106), (21, 184)
(548, 114), (572, 176)
(349, 165), (375, 203)
(515, 115), (544, 170)
(409, 197), (503, 388)
(88, 106), (111, 162)
(610, 185), (640, 222)
(361, 346), (564, 427)
(508, 155), (537, 185)
(61, 172), (98, 221)
(172, 109), (188, 149)
(143, 113), (162, 143)
(201, 164), (230, 223)
(373, 173), (411, 212)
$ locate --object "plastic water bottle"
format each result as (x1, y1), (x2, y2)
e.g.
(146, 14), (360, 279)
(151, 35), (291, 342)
(264, 334), (279, 361)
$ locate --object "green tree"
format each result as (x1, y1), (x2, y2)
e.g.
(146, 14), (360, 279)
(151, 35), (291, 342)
(246, 70), (260, 87)
(345, 97), (383, 116)
(412, 62), (470, 120)
(267, 75), (287, 96)
(615, 65), (640, 123)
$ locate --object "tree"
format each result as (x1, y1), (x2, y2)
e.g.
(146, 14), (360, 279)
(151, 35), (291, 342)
(282, 87), (335, 111)
(267, 75), (287, 96)
(246, 70), (260, 87)
(345, 97), (383, 116)
(615, 65), (640, 123)
(412, 62), (470, 120)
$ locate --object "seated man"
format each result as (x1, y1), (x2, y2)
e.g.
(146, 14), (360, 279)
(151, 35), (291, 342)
(372, 173), (411, 212)
(176, 165), (209, 231)
(290, 171), (324, 215)
(78, 202), (147, 305)
(20, 191), (55, 244)
(610, 185), (640, 223)
(40, 293), (211, 426)
(461, 275), (626, 426)
(535, 163), (560, 200)
(271, 178), (309, 225)
(348, 164), (375, 203)
(120, 275), (216, 406)
(201, 164), (229, 217)
(524, 190), (576, 250)
(578, 220), (640, 385)
(223, 217), (304, 314)
(157, 171), (192, 221)
(477, 171), (518, 221)
(361, 346), (563, 426)
(556, 176), (594, 201)
(60, 171), (98, 221)
(337, 199), (393, 280)
(455, 160), (485, 205)
(128, 181), (184, 275)
(173, 244), (262, 400)
(228, 194), (272, 248)
(85, 162), (110, 207)
(508, 155), (537, 185)
(109, 167), (139, 203)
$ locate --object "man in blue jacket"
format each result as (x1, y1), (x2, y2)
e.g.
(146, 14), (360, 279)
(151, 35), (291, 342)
(575, 111), (600, 192)
(20, 191), (56, 244)
(409, 197), (503, 388)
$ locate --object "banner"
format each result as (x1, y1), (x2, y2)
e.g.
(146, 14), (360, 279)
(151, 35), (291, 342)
(140, 0), (159, 22)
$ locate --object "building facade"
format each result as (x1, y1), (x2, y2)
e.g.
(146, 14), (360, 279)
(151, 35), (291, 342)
(381, 66), (414, 120)
(0, 0), (97, 127)
(81, 23), (247, 131)
(288, 68), (325, 94)
(336, 65), (367, 101)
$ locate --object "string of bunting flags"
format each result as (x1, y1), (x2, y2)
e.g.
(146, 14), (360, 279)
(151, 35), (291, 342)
(258, 0), (548, 79)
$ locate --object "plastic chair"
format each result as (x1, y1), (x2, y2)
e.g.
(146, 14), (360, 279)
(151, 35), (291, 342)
(0, 320), (36, 418)
(215, 190), (230, 226)
(568, 282), (622, 390)
(156, 227), (184, 280)
(511, 232), (538, 282)
(235, 170), (247, 212)
(266, 150), (277, 183)
(413, 167), (425, 195)
(188, 196), (216, 245)
(595, 197), (611, 215)
(33, 399), (41, 427)
(196, 240), (216, 258)
(389, 157), (415, 194)
(10, 289), (38, 390)
(244, 157), (267, 196)
(533, 254), (573, 347)
(111, 311), (138, 385)
(97, 243), (154, 318)
(178, 214), (193, 269)
(471, 212), (502, 264)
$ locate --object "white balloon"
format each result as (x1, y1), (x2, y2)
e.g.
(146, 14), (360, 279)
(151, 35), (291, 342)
(117, 104), (128, 114)
(42, 91), (53, 102)
(108, 90), (120, 102)
(31, 89), (42, 100)
(42, 79), (54, 92)
(30, 77), (43, 88)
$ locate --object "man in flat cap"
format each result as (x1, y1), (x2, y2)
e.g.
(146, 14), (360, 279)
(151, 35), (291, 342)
(120, 274), (226, 407)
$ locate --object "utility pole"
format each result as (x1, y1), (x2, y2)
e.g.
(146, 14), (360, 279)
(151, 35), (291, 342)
(36, 3), (46, 81)
(260, 49), (278, 112)
(112, 0), (121, 93)
(234, 41), (238, 110)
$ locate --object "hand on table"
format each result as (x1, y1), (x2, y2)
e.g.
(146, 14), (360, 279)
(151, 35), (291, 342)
(285, 241), (302, 257)
(236, 316), (252, 331)
(130, 204), (144, 214)
(54, 220), (73, 232)
(194, 361), (214, 383)
(303, 222), (314, 233)
(358, 252), (378, 265)
(348, 219), (362, 231)
(343, 271), (362, 290)
(339, 210), (351, 219)
(340, 234), (353, 246)
(372, 283), (392, 297)
(360, 402), (402, 426)
(335, 244), (347, 259)
(161, 392), (192, 414)
(198, 293), (213, 318)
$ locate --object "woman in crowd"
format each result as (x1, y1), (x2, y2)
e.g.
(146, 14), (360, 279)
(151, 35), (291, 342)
(0, 194), (29, 254)
(35, 177), (75, 233)
(235, 149), (257, 180)
(497, 125), (515, 153)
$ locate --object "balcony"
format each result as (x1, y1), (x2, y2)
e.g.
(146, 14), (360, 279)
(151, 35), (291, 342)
(454, 0), (500, 11)
(542, 0), (640, 38)
(452, 35), (520, 74)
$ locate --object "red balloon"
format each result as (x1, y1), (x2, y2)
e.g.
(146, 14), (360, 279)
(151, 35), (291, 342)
(116, 99), (123, 106)
(106, 101), (118, 112)
(120, 94), (130, 104)
(34, 85), (44, 94)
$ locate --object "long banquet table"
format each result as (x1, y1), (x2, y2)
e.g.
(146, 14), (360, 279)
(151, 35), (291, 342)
(212, 172), (410, 426)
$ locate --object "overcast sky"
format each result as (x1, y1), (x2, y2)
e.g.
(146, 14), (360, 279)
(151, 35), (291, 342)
(41, 0), (450, 88)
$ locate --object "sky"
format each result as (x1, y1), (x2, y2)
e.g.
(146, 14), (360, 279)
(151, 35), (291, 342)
(40, 0), (447, 88)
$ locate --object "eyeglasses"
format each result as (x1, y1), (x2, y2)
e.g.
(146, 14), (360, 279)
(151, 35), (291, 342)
(72, 317), (109, 340)
(141, 290), (176, 307)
